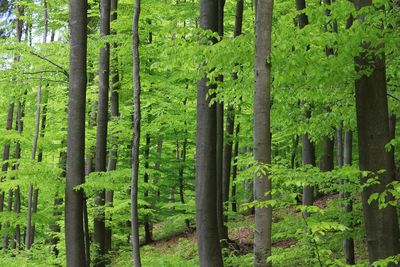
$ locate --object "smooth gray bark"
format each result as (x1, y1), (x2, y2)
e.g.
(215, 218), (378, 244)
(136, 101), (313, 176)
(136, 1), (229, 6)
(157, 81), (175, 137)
(94, 0), (111, 265)
(253, 0), (274, 266)
(65, 0), (88, 265)
(196, 1), (223, 266)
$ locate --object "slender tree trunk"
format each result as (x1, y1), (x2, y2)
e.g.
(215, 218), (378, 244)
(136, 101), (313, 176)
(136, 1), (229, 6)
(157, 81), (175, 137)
(1, 102), (14, 248)
(93, 0), (111, 265)
(177, 135), (190, 229)
(131, 0), (142, 265)
(196, 1), (223, 266)
(105, 0), (120, 252)
(222, 0), (244, 232)
(12, 97), (24, 250)
(25, 83), (42, 249)
(253, 1), (274, 266)
(296, 0), (314, 217)
(231, 123), (240, 212)
(49, 149), (66, 257)
(216, 0), (227, 243)
(3, 4), (24, 250)
(11, 97), (24, 250)
(65, 0), (88, 265)
(342, 131), (355, 265)
(353, 1), (400, 263)
(143, 134), (153, 244)
(389, 113), (396, 178)
(302, 131), (315, 214)
(151, 137), (163, 231)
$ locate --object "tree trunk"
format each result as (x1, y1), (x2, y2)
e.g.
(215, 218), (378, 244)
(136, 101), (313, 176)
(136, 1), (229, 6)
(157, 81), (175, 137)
(93, 0), (111, 265)
(12, 97), (24, 250)
(1, 101), (14, 248)
(295, 0), (314, 217)
(388, 113), (396, 178)
(216, 0), (227, 243)
(65, 0), (88, 265)
(143, 134), (153, 244)
(177, 134), (190, 229)
(222, 0), (244, 231)
(302, 132), (315, 215)
(353, 1), (400, 263)
(151, 137), (163, 230)
(231, 123), (240, 212)
(25, 82), (42, 249)
(342, 131), (355, 265)
(196, 0), (223, 266)
(3, 4), (24, 250)
(105, 0), (120, 252)
(131, 0), (142, 265)
(253, 1), (274, 266)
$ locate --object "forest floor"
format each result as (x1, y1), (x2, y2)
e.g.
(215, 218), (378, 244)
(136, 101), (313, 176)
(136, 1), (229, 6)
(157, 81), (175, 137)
(113, 193), (369, 267)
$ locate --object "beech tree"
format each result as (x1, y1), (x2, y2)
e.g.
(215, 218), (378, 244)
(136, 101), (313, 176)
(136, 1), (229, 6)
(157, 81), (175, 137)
(65, 0), (87, 265)
(353, 0), (400, 263)
(93, 0), (111, 265)
(195, 0), (223, 266)
(253, 0), (274, 266)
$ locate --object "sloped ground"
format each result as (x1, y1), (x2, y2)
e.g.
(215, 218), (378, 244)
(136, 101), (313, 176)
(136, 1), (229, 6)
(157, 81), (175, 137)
(114, 193), (369, 266)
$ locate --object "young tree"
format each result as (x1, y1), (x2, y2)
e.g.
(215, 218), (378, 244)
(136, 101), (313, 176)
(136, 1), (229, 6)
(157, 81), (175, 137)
(65, 0), (88, 265)
(131, 0), (142, 265)
(253, 0), (274, 266)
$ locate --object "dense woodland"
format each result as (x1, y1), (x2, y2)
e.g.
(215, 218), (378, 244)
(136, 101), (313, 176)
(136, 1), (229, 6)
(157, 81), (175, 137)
(0, 0), (399, 266)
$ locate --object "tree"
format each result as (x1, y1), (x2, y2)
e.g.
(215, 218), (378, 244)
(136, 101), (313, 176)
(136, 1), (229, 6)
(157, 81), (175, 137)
(65, 0), (87, 265)
(93, 0), (111, 265)
(253, 0), (274, 266)
(223, 0), (243, 220)
(295, 0), (315, 215)
(195, 0), (223, 266)
(353, 0), (400, 262)
(105, 0), (120, 251)
(131, 0), (142, 265)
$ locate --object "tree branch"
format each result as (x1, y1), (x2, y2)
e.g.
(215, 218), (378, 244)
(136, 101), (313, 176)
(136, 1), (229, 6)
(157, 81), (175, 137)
(387, 93), (400, 102)
(23, 70), (63, 75)
(29, 51), (69, 79)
